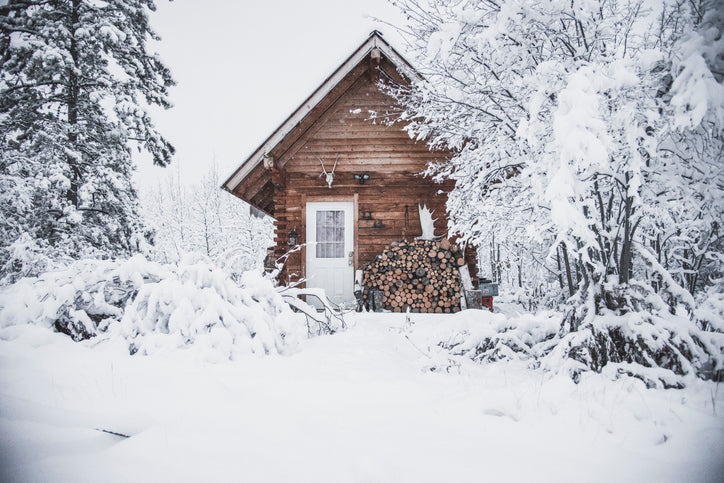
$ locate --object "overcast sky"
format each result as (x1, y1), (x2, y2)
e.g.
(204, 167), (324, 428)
(135, 0), (408, 192)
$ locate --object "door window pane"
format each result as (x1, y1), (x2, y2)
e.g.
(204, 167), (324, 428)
(316, 210), (344, 258)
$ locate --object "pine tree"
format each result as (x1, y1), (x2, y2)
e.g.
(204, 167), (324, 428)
(0, 0), (174, 281)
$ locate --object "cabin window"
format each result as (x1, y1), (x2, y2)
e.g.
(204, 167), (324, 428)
(316, 210), (344, 258)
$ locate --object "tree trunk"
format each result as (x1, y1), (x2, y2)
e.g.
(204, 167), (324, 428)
(561, 242), (575, 297)
(490, 233), (496, 282)
(66, 0), (81, 208)
(652, 233), (661, 293)
(496, 242), (501, 283)
(556, 246), (564, 290)
(518, 246), (522, 288)
(619, 173), (634, 284)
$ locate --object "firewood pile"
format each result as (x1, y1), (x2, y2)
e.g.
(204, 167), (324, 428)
(362, 239), (465, 313)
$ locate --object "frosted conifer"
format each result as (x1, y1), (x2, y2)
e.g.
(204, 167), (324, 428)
(0, 0), (174, 281)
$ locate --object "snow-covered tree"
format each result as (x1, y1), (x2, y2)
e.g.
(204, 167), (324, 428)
(388, 0), (724, 380)
(142, 162), (274, 278)
(0, 0), (174, 282)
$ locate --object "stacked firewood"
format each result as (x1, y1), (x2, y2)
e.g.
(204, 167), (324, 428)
(362, 239), (464, 313)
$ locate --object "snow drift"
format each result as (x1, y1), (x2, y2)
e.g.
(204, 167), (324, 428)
(1, 253), (720, 386)
(0, 255), (307, 361)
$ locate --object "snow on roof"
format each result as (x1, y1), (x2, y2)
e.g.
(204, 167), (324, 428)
(221, 30), (419, 194)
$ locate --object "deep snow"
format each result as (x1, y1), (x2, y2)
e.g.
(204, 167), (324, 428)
(1, 308), (722, 482)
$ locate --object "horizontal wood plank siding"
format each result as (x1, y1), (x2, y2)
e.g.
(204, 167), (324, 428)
(273, 61), (476, 284)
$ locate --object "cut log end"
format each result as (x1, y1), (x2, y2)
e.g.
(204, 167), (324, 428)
(363, 238), (463, 313)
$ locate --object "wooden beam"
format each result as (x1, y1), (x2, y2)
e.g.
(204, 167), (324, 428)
(243, 174), (273, 206)
(238, 162), (270, 201)
(261, 198), (274, 216)
(271, 167), (286, 188)
(369, 48), (381, 83)
(300, 193), (306, 285)
(354, 192), (359, 270)
(250, 181), (274, 211)
(301, 194), (357, 203)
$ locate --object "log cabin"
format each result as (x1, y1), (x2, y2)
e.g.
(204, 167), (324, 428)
(222, 31), (477, 308)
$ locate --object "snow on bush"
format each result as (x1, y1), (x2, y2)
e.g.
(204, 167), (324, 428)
(546, 311), (723, 388)
(426, 296), (723, 388)
(0, 233), (54, 285)
(0, 255), (307, 361)
(436, 310), (560, 364)
(696, 279), (724, 333)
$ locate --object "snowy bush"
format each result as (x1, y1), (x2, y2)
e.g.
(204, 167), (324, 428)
(438, 311), (560, 364)
(696, 279), (724, 333)
(433, 296), (723, 388)
(0, 234), (55, 285)
(546, 312), (724, 388)
(0, 255), (307, 361)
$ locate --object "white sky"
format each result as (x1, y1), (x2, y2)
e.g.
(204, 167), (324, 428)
(135, 0), (408, 192)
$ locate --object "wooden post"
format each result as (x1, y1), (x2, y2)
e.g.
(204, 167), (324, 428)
(369, 48), (381, 83)
(300, 193), (306, 285)
(354, 192), (359, 270)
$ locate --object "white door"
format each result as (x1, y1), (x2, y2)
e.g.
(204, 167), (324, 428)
(306, 202), (354, 305)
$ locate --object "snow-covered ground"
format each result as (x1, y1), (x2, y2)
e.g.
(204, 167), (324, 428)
(1, 307), (722, 482)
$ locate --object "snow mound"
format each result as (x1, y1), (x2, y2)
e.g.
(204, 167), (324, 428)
(0, 255), (307, 361)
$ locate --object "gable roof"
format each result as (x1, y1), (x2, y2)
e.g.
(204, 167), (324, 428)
(222, 31), (419, 208)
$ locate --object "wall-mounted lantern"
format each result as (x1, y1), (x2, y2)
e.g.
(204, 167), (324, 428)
(288, 227), (298, 247)
(353, 173), (370, 184)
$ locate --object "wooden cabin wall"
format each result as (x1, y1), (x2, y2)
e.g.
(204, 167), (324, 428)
(272, 62), (477, 285)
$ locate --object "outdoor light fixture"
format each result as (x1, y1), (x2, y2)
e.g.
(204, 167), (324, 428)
(353, 173), (370, 184)
(288, 227), (298, 247)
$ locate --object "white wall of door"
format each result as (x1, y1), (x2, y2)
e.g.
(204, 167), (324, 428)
(305, 201), (355, 305)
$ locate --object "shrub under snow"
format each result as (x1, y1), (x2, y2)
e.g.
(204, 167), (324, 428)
(0, 255), (307, 361)
(432, 295), (724, 388)
(696, 280), (724, 333)
(547, 311), (723, 388)
(438, 310), (561, 364)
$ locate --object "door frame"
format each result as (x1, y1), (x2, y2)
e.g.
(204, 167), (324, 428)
(301, 193), (358, 284)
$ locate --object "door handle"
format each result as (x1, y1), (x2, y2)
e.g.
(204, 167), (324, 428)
(348, 251), (354, 266)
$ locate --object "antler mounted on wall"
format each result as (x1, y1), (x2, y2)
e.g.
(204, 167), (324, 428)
(417, 203), (438, 240)
(315, 154), (338, 189)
